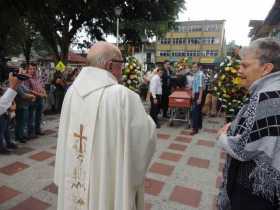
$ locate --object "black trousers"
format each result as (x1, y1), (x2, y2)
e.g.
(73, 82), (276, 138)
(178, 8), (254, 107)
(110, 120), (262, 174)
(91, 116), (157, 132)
(54, 90), (65, 112)
(150, 95), (161, 126)
(230, 184), (278, 210)
(161, 89), (170, 116)
(0, 114), (12, 149)
(191, 93), (203, 130)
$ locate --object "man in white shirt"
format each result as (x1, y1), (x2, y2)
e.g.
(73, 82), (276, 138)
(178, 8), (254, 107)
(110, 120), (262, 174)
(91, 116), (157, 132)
(149, 68), (163, 128)
(54, 42), (156, 210)
(185, 69), (194, 89)
(0, 74), (21, 116)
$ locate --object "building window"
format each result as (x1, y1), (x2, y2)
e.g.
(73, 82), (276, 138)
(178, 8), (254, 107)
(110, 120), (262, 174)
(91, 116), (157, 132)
(146, 53), (151, 63)
(214, 38), (220, 44)
(201, 51), (207, 56)
(191, 25), (202, 32)
(160, 51), (171, 57)
(179, 38), (183, 45)
(205, 24), (218, 32)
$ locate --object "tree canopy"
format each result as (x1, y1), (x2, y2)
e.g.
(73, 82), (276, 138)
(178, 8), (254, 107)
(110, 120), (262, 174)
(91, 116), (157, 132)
(4, 0), (185, 63)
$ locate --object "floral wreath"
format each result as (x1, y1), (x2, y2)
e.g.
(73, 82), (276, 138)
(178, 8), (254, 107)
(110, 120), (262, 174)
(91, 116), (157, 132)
(213, 56), (247, 117)
(122, 56), (142, 92)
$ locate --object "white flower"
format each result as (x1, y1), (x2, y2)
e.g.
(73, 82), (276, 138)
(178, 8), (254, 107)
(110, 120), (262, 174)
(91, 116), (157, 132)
(127, 80), (131, 84)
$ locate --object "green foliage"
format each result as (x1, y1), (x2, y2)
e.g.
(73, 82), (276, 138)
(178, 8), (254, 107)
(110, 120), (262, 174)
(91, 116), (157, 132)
(0, 2), (20, 59)
(0, 1), (52, 63)
(119, 0), (185, 44)
(8, 0), (185, 62)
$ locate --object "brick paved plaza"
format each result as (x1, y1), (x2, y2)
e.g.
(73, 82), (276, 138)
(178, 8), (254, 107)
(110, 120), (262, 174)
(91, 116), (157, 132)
(0, 115), (225, 210)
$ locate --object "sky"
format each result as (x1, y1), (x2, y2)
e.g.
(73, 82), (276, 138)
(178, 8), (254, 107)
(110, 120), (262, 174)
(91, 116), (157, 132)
(178, 0), (275, 46)
(81, 0), (275, 50)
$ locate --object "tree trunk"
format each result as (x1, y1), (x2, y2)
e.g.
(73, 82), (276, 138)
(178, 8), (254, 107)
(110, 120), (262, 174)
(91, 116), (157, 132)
(61, 44), (69, 65)
(58, 36), (70, 65)
(22, 39), (32, 65)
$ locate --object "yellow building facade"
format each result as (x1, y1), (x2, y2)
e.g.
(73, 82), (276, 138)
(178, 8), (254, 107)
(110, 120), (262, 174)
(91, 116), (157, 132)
(156, 20), (226, 64)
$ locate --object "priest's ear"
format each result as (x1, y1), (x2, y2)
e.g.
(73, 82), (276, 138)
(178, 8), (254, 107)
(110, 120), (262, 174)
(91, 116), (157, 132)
(105, 60), (113, 71)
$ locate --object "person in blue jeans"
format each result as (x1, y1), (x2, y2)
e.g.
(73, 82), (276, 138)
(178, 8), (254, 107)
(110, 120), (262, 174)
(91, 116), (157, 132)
(0, 111), (18, 154)
(0, 87), (18, 154)
(190, 63), (205, 135)
(15, 83), (35, 142)
(28, 96), (44, 137)
(26, 63), (47, 137)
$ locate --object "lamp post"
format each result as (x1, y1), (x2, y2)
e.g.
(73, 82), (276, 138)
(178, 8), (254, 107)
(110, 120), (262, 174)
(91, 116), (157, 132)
(114, 6), (122, 47)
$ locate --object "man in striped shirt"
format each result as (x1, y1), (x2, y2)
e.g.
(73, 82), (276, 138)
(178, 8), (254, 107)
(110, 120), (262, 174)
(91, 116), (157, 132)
(190, 63), (205, 135)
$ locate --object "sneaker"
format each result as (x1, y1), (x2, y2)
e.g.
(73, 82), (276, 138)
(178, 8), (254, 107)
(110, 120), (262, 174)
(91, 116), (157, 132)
(20, 139), (27, 143)
(16, 138), (27, 143)
(0, 148), (12, 155)
(189, 129), (198, 135)
(7, 143), (18, 149)
(28, 134), (38, 139)
(35, 131), (45, 136)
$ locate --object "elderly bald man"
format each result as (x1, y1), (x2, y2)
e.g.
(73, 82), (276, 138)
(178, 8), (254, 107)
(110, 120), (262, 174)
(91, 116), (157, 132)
(54, 42), (156, 210)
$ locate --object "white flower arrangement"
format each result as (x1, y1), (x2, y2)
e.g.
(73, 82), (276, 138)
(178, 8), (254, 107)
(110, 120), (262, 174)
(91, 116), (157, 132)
(122, 56), (142, 93)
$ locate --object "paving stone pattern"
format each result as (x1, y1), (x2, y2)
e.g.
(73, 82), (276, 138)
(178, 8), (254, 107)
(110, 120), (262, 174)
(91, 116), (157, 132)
(0, 115), (225, 210)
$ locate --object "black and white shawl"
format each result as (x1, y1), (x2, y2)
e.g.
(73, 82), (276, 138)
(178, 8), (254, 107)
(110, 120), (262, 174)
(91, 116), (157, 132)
(218, 71), (280, 210)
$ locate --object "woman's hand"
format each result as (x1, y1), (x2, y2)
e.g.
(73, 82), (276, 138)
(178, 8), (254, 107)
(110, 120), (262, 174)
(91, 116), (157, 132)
(217, 123), (231, 138)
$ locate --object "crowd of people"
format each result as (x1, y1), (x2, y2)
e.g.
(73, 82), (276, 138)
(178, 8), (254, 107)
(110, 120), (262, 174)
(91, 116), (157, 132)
(0, 55), (217, 155)
(144, 59), (217, 134)
(53, 38), (280, 210)
(0, 63), (81, 155)
(1, 37), (280, 210)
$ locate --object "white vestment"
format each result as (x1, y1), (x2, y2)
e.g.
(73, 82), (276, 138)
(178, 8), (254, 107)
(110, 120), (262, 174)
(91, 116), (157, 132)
(54, 67), (156, 210)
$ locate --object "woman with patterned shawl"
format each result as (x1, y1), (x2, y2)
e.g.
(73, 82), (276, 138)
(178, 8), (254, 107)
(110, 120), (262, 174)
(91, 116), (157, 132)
(217, 37), (280, 210)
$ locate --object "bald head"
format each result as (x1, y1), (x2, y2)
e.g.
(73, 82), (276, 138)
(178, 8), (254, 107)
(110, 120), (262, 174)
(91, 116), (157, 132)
(86, 41), (122, 68)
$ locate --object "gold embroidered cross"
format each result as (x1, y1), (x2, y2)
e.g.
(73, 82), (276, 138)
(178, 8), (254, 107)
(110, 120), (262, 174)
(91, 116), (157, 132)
(73, 124), (87, 153)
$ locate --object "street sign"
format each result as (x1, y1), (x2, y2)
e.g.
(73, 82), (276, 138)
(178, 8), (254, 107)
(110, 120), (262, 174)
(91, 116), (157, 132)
(55, 61), (65, 72)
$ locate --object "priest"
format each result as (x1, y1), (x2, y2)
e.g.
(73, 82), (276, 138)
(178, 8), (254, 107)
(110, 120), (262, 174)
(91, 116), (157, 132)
(54, 41), (156, 210)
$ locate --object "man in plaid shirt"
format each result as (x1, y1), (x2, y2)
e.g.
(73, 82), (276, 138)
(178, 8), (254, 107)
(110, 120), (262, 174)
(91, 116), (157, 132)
(26, 63), (47, 137)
